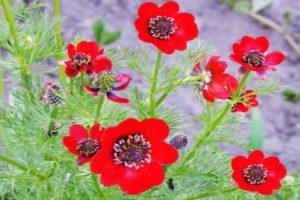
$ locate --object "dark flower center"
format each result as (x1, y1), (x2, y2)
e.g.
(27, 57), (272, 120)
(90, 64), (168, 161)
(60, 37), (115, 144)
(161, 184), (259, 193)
(76, 138), (100, 158)
(113, 134), (152, 169)
(148, 15), (177, 40)
(72, 53), (92, 69)
(243, 164), (268, 185)
(242, 51), (265, 67)
(92, 72), (116, 91)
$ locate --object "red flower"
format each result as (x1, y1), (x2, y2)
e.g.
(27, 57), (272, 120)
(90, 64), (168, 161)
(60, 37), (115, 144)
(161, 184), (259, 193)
(65, 41), (111, 77)
(232, 89), (259, 113)
(135, 1), (199, 54)
(63, 124), (104, 166)
(230, 36), (285, 79)
(191, 56), (239, 103)
(84, 72), (132, 105)
(90, 118), (179, 195)
(231, 150), (287, 195)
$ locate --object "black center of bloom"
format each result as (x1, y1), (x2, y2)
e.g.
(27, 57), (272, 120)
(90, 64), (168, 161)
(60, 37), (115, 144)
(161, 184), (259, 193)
(148, 15), (177, 40)
(76, 138), (100, 158)
(92, 72), (116, 92)
(243, 164), (268, 185)
(242, 51), (265, 67)
(113, 134), (152, 169)
(73, 53), (92, 69)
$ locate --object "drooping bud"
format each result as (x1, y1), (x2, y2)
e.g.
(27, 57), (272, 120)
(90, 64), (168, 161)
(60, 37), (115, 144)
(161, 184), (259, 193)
(40, 82), (64, 106)
(91, 72), (116, 92)
(170, 134), (188, 150)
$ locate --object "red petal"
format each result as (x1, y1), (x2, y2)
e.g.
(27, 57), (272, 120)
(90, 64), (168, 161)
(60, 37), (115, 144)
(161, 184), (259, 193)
(141, 118), (170, 141)
(202, 89), (215, 103)
(263, 156), (287, 179)
(255, 184), (274, 195)
(159, 1), (179, 16)
(77, 156), (92, 166)
(248, 150), (265, 164)
(65, 65), (79, 77)
(113, 74), (132, 91)
(93, 55), (112, 74)
(90, 123), (104, 141)
(255, 36), (269, 53)
(232, 103), (249, 113)
(84, 85), (100, 96)
(152, 142), (178, 165)
(63, 136), (79, 155)
(265, 51), (285, 66)
(231, 155), (248, 171)
(118, 162), (165, 195)
(107, 92), (130, 105)
(206, 56), (227, 75)
(77, 41), (99, 57)
(174, 13), (199, 40)
(100, 165), (126, 186)
(69, 124), (88, 141)
(90, 149), (115, 174)
(137, 2), (158, 18)
(67, 44), (76, 58)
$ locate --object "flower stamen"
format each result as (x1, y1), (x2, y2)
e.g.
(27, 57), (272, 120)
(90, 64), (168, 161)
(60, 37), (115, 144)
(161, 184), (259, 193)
(148, 15), (177, 40)
(242, 50), (265, 67)
(73, 53), (92, 69)
(76, 138), (100, 158)
(243, 164), (268, 185)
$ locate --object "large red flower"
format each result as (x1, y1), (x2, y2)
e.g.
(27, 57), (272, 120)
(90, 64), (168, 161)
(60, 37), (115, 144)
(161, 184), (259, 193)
(64, 41), (111, 77)
(90, 118), (179, 195)
(135, 1), (199, 54)
(231, 150), (287, 195)
(63, 124), (104, 166)
(232, 89), (259, 113)
(84, 72), (132, 105)
(230, 36), (285, 79)
(191, 56), (239, 103)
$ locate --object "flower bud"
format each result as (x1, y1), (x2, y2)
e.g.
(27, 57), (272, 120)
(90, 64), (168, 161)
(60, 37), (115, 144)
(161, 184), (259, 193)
(170, 134), (188, 150)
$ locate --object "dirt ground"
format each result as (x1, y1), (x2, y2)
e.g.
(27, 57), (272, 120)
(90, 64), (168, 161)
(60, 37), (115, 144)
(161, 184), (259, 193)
(39, 0), (300, 171)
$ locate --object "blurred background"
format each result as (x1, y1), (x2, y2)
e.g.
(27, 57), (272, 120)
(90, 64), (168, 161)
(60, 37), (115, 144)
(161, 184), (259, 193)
(36, 0), (300, 171)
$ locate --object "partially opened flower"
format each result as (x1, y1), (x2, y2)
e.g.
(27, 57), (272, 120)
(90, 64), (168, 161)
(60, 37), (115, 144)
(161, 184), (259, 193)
(230, 36), (285, 79)
(40, 82), (64, 106)
(232, 89), (259, 113)
(191, 56), (239, 103)
(64, 41), (111, 77)
(90, 118), (179, 195)
(231, 150), (287, 195)
(63, 124), (104, 166)
(135, 1), (199, 54)
(84, 71), (131, 105)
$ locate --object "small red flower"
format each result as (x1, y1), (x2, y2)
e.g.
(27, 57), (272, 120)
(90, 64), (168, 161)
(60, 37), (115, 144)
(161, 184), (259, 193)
(90, 118), (179, 195)
(84, 71), (131, 105)
(232, 89), (259, 113)
(63, 124), (104, 166)
(230, 36), (285, 79)
(231, 150), (287, 195)
(135, 1), (199, 54)
(64, 41), (111, 77)
(191, 56), (239, 103)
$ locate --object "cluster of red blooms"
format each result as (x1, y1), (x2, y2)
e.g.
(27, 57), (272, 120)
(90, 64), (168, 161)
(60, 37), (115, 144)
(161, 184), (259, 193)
(62, 1), (287, 196)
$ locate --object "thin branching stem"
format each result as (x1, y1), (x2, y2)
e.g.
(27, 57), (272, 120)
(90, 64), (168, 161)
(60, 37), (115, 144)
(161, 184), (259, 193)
(48, 106), (59, 134)
(149, 51), (162, 117)
(184, 187), (238, 200)
(177, 72), (251, 172)
(0, 153), (47, 180)
(94, 94), (105, 124)
(91, 174), (105, 198)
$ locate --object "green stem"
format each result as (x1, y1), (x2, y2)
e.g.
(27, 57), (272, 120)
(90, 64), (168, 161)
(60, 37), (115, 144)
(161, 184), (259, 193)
(177, 72), (251, 173)
(53, 0), (67, 85)
(1, 0), (28, 79)
(149, 51), (162, 117)
(48, 106), (59, 134)
(0, 153), (47, 180)
(91, 174), (105, 198)
(184, 187), (237, 200)
(94, 95), (105, 124)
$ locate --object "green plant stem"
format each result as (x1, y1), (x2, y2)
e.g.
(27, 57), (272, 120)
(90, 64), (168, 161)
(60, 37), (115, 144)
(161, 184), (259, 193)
(184, 187), (238, 200)
(94, 95), (105, 123)
(0, 153), (47, 180)
(91, 174), (105, 198)
(1, 0), (28, 79)
(149, 51), (162, 117)
(48, 106), (59, 134)
(177, 72), (251, 173)
(53, 0), (67, 85)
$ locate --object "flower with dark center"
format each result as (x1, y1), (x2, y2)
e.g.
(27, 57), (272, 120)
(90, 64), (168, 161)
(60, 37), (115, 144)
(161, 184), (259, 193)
(135, 1), (198, 54)
(64, 40), (111, 77)
(230, 35), (285, 79)
(63, 124), (105, 166)
(170, 134), (188, 150)
(40, 82), (64, 106)
(90, 118), (179, 195)
(191, 56), (238, 103)
(84, 71), (132, 105)
(231, 150), (287, 195)
(232, 89), (259, 113)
